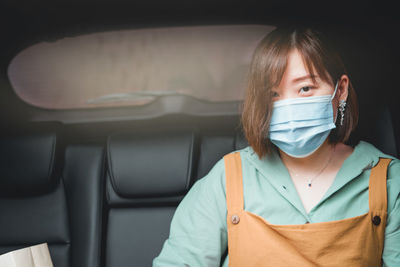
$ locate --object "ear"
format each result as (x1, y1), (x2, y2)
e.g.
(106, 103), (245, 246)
(337, 74), (349, 101)
(332, 75), (349, 121)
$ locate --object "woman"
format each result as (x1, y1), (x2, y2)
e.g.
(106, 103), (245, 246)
(153, 27), (400, 266)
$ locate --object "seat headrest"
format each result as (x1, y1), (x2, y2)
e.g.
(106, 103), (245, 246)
(350, 105), (398, 157)
(107, 132), (195, 198)
(0, 133), (59, 196)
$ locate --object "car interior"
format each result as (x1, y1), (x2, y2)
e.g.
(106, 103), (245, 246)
(0, 1), (399, 266)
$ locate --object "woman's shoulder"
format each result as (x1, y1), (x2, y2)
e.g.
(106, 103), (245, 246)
(355, 140), (397, 158)
(352, 140), (399, 166)
(354, 140), (400, 177)
(356, 140), (400, 214)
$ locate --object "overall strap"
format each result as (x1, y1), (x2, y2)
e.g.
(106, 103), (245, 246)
(369, 157), (392, 212)
(224, 152), (244, 213)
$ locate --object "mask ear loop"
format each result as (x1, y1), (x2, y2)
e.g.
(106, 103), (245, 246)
(332, 80), (340, 123)
(331, 80), (339, 100)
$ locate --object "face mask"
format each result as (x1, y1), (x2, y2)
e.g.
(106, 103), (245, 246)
(268, 82), (339, 158)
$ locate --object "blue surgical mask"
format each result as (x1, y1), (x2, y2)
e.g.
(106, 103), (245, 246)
(268, 82), (339, 158)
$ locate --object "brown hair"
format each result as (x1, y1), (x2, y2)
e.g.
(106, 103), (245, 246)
(241, 26), (358, 159)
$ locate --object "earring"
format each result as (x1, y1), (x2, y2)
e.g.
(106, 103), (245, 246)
(338, 100), (346, 126)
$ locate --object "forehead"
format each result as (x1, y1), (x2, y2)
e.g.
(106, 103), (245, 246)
(269, 47), (333, 92)
(279, 49), (314, 86)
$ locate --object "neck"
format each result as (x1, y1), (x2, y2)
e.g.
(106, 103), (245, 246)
(279, 139), (335, 170)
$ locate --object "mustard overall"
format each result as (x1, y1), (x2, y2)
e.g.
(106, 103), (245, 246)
(224, 152), (391, 267)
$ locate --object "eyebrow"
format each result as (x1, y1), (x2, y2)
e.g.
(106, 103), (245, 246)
(291, 74), (318, 83)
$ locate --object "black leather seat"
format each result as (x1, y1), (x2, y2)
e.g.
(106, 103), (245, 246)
(0, 132), (70, 267)
(196, 131), (248, 181)
(104, 132), (196, 266)
(351, 104), (398, 157)
(102, 130), (248, 266)
(0, 130), (105, 267)
(63, 143), (105, 267)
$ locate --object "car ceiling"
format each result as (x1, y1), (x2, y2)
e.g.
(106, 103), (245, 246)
(1, 0), (399, 45)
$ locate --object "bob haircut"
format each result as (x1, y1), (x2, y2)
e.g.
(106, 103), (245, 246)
(241, 26), (359, 159)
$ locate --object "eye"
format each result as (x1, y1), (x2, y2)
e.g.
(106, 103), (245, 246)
(271, 91), (279, 98)
(299, 86), (313, 94)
